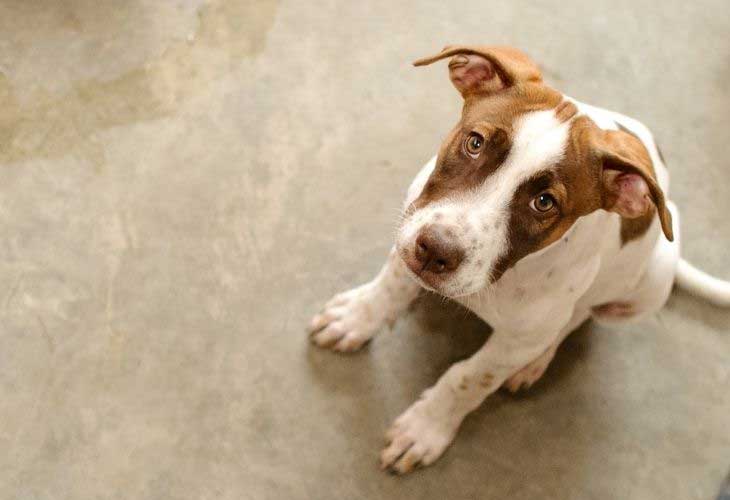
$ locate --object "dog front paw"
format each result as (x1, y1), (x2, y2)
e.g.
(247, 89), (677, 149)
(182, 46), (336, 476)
(380, 392), (459, 474)
(307, 283), (394, 352)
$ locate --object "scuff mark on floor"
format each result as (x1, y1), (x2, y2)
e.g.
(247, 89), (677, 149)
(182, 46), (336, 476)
(0, 0), (279, 166)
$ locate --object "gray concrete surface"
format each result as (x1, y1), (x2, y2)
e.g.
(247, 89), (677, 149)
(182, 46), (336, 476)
(1, 1), (728, 499)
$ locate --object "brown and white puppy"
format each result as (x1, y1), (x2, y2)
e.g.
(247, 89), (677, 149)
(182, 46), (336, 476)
(307, 45), (730, 474)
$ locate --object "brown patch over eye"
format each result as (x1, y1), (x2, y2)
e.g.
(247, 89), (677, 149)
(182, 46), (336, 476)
(491, 173), (574, 282)
(408, 82), (568, 213)
(410, 123), (512, 211)
(489, 117), (605, 283)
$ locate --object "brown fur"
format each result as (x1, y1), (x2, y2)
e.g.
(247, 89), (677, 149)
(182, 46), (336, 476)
(479, 372), (494, 387)
(555, 100), (578, 123)
(411, 45), (673, 282)
(492, 116), (603, 280)
(614, 122), (660, 245)
(598, 125), (673, 242)
(409, 82), (563, 212)
(413, 45), (542, 89)
(409, 122), (511, 212)
(620, 210), (656, 245)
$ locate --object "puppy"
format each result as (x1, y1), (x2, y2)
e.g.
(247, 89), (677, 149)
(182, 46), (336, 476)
(307, 45), (730, 474)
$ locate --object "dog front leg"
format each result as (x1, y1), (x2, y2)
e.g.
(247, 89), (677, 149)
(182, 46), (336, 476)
(380, 328), (562, 474)
(503, 307), (592, 392)
(308, 247), (421, 352)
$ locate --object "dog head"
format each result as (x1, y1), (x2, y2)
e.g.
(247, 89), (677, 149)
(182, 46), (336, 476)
(396, 45), (673, 297)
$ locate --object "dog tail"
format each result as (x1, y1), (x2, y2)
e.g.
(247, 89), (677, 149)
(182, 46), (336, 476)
(675, 258), (730, 307)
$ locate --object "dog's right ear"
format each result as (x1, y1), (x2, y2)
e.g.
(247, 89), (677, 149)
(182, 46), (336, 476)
(413, 45), (542, 99)
(594, 128), (674, 241)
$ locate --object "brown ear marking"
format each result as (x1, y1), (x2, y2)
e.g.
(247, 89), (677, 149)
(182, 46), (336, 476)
(413, 45), (542, 89)
(598, 130), (674, 241)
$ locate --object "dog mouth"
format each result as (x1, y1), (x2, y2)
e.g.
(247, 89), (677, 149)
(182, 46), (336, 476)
(398, 263), (477, 299)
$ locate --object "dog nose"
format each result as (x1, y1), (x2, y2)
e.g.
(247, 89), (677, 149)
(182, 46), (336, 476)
(414, 225), (465, 274)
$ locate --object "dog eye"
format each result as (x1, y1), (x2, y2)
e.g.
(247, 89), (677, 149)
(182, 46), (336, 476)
(464, 133), (485, 158)
(530, 193), (556, 213)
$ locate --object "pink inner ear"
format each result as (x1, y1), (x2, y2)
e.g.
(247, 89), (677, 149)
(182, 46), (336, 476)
(612, 173), (651, 218)
(451, 62), (492, 88)
(448, 55), (499, 94)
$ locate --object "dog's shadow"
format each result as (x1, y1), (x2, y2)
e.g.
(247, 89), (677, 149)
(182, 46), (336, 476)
(306, 291), (594, 406)
(410, 293), (595, 398)
(305, 292), (598, 483)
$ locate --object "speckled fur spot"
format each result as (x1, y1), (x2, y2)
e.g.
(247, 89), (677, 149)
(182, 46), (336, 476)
(479, 373), (494, 387)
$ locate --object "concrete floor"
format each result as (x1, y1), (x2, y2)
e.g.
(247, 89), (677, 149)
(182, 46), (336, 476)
(1, 1), (728, 499)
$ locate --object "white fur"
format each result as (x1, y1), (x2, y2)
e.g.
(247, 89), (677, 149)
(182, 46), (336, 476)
(309, 97), (728, 475)
(308, 248), (420, 351)
(396, 110), (572, 296)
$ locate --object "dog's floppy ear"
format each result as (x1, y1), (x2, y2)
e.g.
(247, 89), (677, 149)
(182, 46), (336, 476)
(595, 129), (674, 241)
(413, 45), (542, 98)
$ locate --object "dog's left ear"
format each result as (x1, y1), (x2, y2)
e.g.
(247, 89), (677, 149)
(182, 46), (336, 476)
(595, 129), (674, 241)
(413, 45), (542, 98)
